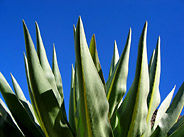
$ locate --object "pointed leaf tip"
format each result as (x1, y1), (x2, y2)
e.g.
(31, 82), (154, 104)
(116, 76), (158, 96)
(92, 34), (95, 38)
(22, 20), (28, 31)
(77, 16), (83, 27)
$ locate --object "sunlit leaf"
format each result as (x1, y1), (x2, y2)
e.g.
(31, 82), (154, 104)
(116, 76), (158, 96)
(89, 34), (106, 86)
(153, 86), (175, 130)
(151, 83), (184, 137)
(106, 29), (131, 118)
(75, 16), (113, 137)
(108, 41), (120, 79)
(144, 37), (161, 136)
(23, 21), (73, 137)
(0, 73), (44, 137)
(116, 22), (149, 137)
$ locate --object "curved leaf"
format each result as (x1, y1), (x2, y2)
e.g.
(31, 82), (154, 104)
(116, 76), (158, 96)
(168, 116), (184, 136)
(52, 45), (68, 122)
(148, 49), (155, 72)
(0, 98), (23, 136)
(52, 44), (64, 98)
(153, 86), (175, 130)
(144, 37), (161, 136)
(108, 41), (120, 79)
(24, 53), (42, 127)
(35, 22), (61, 104)
(23, 21), (73, 137)
(152, 83), (184, 136)
(106, 29), (131, 118)
(69, 65), (77, 134)
(116, 22), (149, 137)
(11, 74), (40, 126)
(75, 16), (113, 137)
(89, 34), (106, 86)
(0, 73), (44, 137)
(0, 115), (24, 137)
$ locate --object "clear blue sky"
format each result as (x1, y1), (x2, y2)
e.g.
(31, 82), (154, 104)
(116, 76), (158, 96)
(0, 0), (184, 116)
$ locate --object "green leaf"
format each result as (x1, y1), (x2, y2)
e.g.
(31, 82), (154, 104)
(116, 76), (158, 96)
(23, 21), (73, 137)
(75, 16), (113, 137)
(168, 116), (184, 136)
(73, 25), (76, 38)
(0, 98), (23, 135)
(35, 22), (61, 105)
(24, 53), (42, 127)
(153, 86), (175, 130)
(52, 44), (64, 99)
(152, 83), (184, 136)
(108, 41), (120, 79)
(116, 22), (149, 137)
(144, 37), (161, 136)
(11, 74), (40, 126)
(0, 115), (24, 137)
(148, 49), (155, 72)
(69, 65), (77, 135)
(89, 34), (106, 86)
(0, 73), (44, 137)
(52, 45), (68, 122)
(106, 29), (131, 118)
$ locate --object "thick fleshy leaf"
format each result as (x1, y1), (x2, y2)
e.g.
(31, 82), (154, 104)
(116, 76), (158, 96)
(148, 49), (155, 72)
(106, 29), (131, 118)
(52, 44), (64, 98)
(75, 17), (113, 137)
(11, 74), (27, 102)
(73, 25), (76, 38)
(69, 65), (77, 134)
(0, 115), (24, 137)
(144, 37), (161, 136)
(89, 34), (106, 86)
(23, 21), (73, 137)
(116, 22), (149, 137)
(35, 22), (61, 104)
(153, 86), (175, 130)
(74, 65), (80, 128)
(0, 98), (23, 136)
(152, 83), (184, 136)
(11, 74), (40, 126)
(0, 73), (44, 137)
(168, 116), (184, 136)
(108, 41), (120, 79)
(52, 45), (68, 121)
(24, 53), (41, 126)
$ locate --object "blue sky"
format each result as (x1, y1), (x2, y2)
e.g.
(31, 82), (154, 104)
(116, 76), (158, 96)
(0, 0), (184, 116)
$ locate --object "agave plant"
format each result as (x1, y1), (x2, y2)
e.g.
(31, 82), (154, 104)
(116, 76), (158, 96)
(0, 17), (184, 137)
